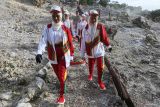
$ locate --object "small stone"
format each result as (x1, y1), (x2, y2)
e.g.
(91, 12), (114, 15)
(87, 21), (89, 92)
(36, 77), (45, 89)
(140, 59), (150, 64)
(37, 68), (47, 79)
(0, 92), (12, 100)
(8, 63), (15, 68)
(27, 87), (36, 99)
(18, 78), (28, 86)
(46, 62), (52, 69)
(9, 52), (17, 57)
(0, 102), (2, 107)
(18, 97), (30, 103)
(1, 100), (12, 107)
(16, 103), (32, 107)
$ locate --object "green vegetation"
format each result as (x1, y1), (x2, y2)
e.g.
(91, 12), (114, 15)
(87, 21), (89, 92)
(150, 9), (160, 22)
(79, 0), (94, 5)
(109, 2), (127, 9)
(99, 0), (110, 7)
(79, 0), (110, 6)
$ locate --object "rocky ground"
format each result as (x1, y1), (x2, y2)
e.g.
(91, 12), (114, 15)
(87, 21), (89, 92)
(0, 0), (160, 107)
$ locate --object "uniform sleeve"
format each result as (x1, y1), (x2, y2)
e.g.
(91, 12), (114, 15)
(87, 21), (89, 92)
(37, 26), (48, 55)
(80, 29), (86, 57)
(70, 20), (76, 37)
(67, 28), (74, 56)
(100, 25), (111, 48)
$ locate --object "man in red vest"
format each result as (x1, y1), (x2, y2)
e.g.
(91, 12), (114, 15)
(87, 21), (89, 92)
(81, 10), (112, 90)
(36, 5), (74, 104)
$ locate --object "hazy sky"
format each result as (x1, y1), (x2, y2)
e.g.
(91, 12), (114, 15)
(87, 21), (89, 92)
(111, 0), (160, 11)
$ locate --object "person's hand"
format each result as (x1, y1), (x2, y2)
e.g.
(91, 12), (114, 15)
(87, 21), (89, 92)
(108, 47), (112, 52)
(76, 36), (80, 42)
(36, 54), (42, 63)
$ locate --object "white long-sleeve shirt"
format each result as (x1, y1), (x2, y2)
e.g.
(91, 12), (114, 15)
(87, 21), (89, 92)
(37, 23), (73, 67)
(81, 23), (111, 58)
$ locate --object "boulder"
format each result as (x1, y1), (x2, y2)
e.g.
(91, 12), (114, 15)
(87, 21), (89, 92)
(0, 92), (12, 100)
(106, 25), (118, 40)
(132, 16), (150, 29)
(36, 68), (47, 80)
(32, 0), (46, 7)
(145, 34), (158, 45)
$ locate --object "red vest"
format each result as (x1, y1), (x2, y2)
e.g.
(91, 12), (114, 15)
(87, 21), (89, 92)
(84, 23), (104, 56)
(46, 24), (74, 61)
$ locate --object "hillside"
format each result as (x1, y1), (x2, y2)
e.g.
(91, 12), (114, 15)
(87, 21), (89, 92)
(0, 0), (160, 107)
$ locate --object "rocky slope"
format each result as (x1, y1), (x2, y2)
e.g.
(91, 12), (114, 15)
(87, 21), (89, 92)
(0, 0), (160, 107)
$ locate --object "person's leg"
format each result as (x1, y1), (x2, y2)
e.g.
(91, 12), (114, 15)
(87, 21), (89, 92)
(57, 59), (67, 104)
(88, 58), (96, 81)
(51, 59), (67, 104)
(96, 57), (106, 90)
(51, 64), (60, 80)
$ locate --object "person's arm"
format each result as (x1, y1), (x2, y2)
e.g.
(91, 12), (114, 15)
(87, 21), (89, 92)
(66, 28), (74, 57)
(36, 26), (48, 63)
(100, 24), (112, 51)
(80, 29), (86, 58)
(70, 20), (76, 37)
(37, 26), (48, 55)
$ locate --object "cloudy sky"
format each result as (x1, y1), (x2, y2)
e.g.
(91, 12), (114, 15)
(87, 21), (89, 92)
(111, 0), (160, 11)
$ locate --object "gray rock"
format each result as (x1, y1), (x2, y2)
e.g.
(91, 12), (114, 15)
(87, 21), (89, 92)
(18, 97), (30, 103)
(27, 87), (37, 99)
(36, 77), (45, 89)
(0, 101), (2, 107)
(26, 78), (45, 100)
(145, 34), (158, 45)
(46, 62), (52, 69)
(0, 100), (12, 107)
(132, 16), (150, 29)
(140, 59), (150, 64)
(37, 68), (47, 79)
(0, 92), (12, 100)
(16, 103), (32, 107)
(9, 52), (17, 57)
(33, 0), (46, 7)
(18, 78), (29, 86)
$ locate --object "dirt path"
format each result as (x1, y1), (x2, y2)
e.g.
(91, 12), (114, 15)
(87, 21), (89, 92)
(0, 0), (160, 107)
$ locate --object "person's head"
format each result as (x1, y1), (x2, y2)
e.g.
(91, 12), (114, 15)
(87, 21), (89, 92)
(81, 14), (86, 21)
(64, 10), (70, 19)
(89, 10), (99, 24)
(76, 11), (79, 16)
(50, 5), (62, 23)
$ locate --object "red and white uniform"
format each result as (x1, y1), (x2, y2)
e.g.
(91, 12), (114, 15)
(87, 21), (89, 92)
(37, 22), (74, 67)
(64, 19), (76, 37)
(81, 23), (111, 58)
(37, 22), (74, 96)
(37, 5), (75, 103)
(81, 22), (111, 85)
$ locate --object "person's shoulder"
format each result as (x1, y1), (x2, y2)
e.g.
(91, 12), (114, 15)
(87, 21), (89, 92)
(97, 23), (105, 29)
(62, 24), (70, 32)
(98, 22), (104, 26)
